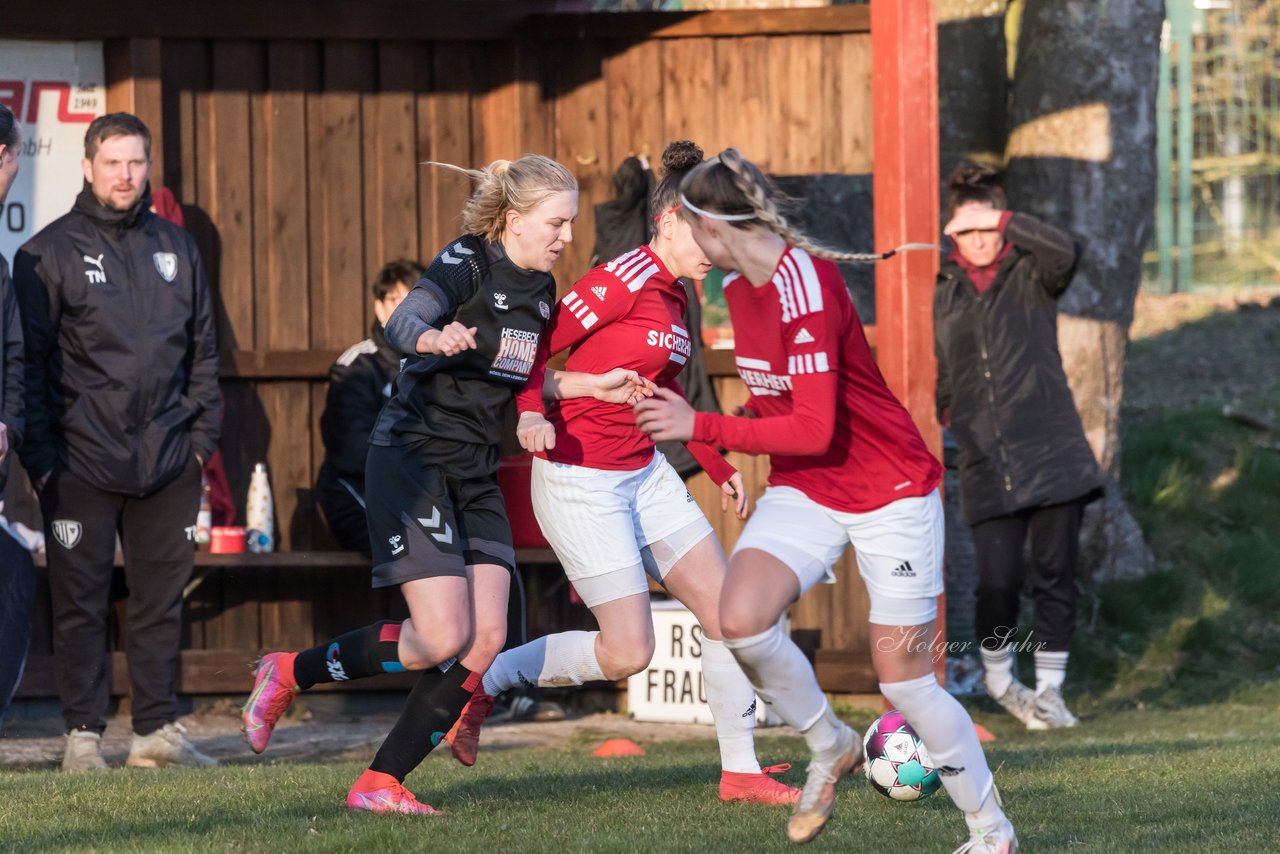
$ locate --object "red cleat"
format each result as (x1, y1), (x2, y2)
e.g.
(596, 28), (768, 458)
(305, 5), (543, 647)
(444, 687), (494, 767)
(346, 770), (442, 816)
(241, 652), (299, 754)
(719, 763), (802, 805)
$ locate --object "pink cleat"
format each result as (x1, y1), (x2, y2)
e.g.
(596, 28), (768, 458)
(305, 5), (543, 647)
(346, 770), (443, 816)
(720, 763), (802, 805)
(445, 687), (495, 767)
(241, 652), (299, 754)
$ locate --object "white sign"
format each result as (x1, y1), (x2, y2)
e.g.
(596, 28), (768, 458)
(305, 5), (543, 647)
(0, 41), (106, 261)
(627, 600), (775, 726)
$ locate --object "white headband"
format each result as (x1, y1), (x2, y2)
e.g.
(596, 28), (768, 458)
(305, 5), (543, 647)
(679, 193), (757, 222)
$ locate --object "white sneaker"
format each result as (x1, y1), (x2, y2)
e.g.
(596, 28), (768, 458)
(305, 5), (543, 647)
(62, 730), (109, 773)
(989, 680), (1042, 729)
(786, 723), (862, 844)
(1031, 686), (1079, 729)
(953, 817), (1019, 853)
(126, 721), (218, 768)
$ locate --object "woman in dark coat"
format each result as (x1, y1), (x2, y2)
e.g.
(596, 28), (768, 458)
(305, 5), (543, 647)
(933, 163), (1104, 730)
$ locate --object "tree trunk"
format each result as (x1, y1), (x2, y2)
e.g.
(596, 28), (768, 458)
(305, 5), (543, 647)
(1005, 0), (1164, 582)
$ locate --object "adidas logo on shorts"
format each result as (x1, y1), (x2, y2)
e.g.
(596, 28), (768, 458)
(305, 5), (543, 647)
(890, 561), (916, 578)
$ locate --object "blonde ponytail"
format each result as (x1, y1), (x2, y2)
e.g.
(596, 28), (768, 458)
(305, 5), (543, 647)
(424, 154), (577, 243)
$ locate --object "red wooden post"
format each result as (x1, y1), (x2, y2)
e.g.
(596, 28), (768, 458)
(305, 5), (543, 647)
(871, 0), (947, 685)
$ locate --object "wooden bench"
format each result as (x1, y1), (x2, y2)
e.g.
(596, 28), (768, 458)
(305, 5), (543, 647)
(18, 548), (571, 700)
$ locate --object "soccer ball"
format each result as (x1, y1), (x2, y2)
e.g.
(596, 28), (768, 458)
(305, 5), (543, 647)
(863, 710), (942, 801)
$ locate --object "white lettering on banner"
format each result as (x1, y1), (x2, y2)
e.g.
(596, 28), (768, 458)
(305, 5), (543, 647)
(0, 41), (106, 261)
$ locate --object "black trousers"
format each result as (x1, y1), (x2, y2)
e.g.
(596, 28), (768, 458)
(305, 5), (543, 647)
(971, 498), (1086, 653)
(39, 457), (200, 735)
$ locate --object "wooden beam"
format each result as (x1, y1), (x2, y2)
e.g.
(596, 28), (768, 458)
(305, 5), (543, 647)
(104, 39), (165, 188)
(34, 548), (560, 569)
(871, 0), (946, 685)
(532, 7), (870, 40)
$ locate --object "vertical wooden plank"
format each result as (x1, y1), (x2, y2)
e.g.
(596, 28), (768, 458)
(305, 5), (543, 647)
(308, 41), (374, 350)
(829, 33), (874, 175)
(553, 40), (610, 284)
(105, 38), (165, 187)
(160, 40), (208, 254)
(604, 38), (664, 177)
(200, 41), (262, 351)
(766, 36), (825, 176)
(713, 36), (770, 165)
(253, 41), (317, 353)
(660, 38), (720, 161)
(872, 0), (944, 680)
(420, 42), (474, 257)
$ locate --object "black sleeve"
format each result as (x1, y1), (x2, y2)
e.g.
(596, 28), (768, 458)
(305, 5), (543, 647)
(186, 237), (223, 462)
(0, 256), (23, 454)
(1004, 213), (1080, 299)
(12, 244), (59, 481)
(932, 283), (953, 424)
(320, 358), (382, 478)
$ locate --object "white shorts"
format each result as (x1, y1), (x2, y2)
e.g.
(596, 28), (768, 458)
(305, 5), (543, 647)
(732, 486), (945, 625)
(531, 452), (713, 608)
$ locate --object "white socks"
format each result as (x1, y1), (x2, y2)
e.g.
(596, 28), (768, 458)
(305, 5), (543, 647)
(481, 631), (605, 696)
(880, 673), (1002, 830)
(722, 625), (829, 736)
(1034, 650), (1069, 695)
(699, 637), (762, 774)
(980, 644), (1016, 697)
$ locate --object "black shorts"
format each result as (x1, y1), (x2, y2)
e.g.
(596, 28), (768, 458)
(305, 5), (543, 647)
(366, 441), (516, 588)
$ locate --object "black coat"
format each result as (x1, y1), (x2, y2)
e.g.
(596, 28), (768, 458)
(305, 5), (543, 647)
(0, 255), (23, 495)
(933, 213), (1104, 526)
(14, 185), (221, 495)
(317, 322), (400, 496)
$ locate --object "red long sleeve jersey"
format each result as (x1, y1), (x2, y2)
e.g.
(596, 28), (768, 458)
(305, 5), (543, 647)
(692, 246), (942, 513)
(516, 246), (735, 484)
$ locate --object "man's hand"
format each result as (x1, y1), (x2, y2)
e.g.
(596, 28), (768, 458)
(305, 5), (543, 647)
(594, 369), (658, 406)
(720, 471), (748, 520)
(633, 387), (696, 442)
(420, 322), (478, 356)
(517, 411), (556, 454)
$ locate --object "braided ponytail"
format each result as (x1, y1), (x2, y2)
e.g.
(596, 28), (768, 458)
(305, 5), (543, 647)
(681, 148), (886, 264)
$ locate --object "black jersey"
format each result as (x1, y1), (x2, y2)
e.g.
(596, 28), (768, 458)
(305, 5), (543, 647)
(371, 235), (554, 466)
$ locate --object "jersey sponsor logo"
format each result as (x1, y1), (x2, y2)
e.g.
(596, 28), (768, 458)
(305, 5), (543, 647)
(787, 352), (831, 375)
(561, 291), (599, 330)
(590, 285), (608, 301)
(52, 519), (82, 550)
(440, 242), (474, 265)
(771, 248), (824, 323)
(153, 252), (178, 282)
(604, 247), (659, 292)
(491, 327), (540, 378)
(325, 642), (349, 681)
(890, 561), (916, 578)
(793, 327), (815, 345)
(388, 534), (405, 556)
(735, 356), (791, 397)
(493, 291), (510, 310)
(417, 506), (455, 545)
(83, 253), (105, 284)
(646, 324), (691, 365)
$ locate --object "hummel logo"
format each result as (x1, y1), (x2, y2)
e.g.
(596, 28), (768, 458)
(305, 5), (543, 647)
(388, 534), (404, 556)
(793, 327), (815, 345)
(890, 561), (916, 578)
(83, 253), (105, 284)
(591, 285), (608, 301)
(493, 292), (510, 310)
(440, 242), (474, 265)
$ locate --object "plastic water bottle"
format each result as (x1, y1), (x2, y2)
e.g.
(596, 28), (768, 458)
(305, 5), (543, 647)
(246, 462), (275, 553)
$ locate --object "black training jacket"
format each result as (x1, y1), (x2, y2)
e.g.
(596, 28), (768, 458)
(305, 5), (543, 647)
(316, 321), (400, 498)
(0, 254), (23, 494)
(933, 213), (1104, 526)
(13, 185), (221, 496)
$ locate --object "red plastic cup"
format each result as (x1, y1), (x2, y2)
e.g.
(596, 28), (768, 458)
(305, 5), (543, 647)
(210, 526), (247, 554)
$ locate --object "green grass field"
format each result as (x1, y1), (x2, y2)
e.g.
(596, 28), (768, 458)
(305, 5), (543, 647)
(3, 688), (1280, 853)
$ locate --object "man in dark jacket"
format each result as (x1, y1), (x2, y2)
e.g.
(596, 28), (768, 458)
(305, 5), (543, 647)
(933, 163), (1104, 732)
(14, 113), (221, 771)
(316, 259), (421, 554)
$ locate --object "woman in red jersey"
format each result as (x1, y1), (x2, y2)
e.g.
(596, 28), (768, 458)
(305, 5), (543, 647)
(635, 149), (1017, 852)
(446, 141), (800, 806)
